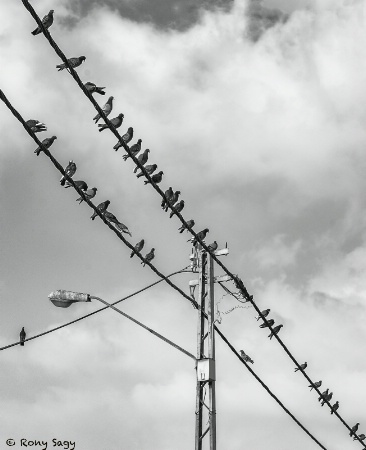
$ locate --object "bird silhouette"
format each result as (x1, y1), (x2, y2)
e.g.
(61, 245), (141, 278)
(130, 240), (145, 258)
(31, 10), (54, 35)
(60, 160), (77, 186)
(295, 362), (307, 372)
(93, 96), (114, 123)
(56, 56), (86, 71)
(259, 319), (274, 328)
(255, 309), (270, 321)
(268, 324), (283, 339)
(90, 200), (110, 220)
(20, 327), (26, 346)
(34, 136), (57, 156)
(84, 82), (105, 96)
(350, 423), (360, 437)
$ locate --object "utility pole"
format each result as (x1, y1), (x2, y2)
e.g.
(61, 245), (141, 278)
(193, 246), (217, 450)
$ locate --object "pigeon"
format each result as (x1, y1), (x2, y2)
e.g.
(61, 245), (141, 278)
(255, 309), (270, 321)
(259, 319), (275, 328)
(31, 10), (54, 35)
(161, 187), (174, 210)
(90, 200), (110, 220)
(98, 113), (124, 132)
(136, 164), (157, 178)
(20, 327), (26, 346)
(350, 423), (360, 437)
(207, 241), (218, 252)
(268, 324), (283, 340)
(178, 219), (195, 233)
(165, 190), (181, 212)
(309, 380), (322, 391)
(318, 389), (329, 402)
(113, 129), (133, 151)
(76, 187), (97, 204)
(142, 248), (155, 267)
(295, 362), (307, 372)
(169, 200), (184, 218)
(64, 180), (88, 191)
(191, 228), (210, 247)
(321, 392), (333, 406)
(240, 350), (254, 364)
(26, 119), (47, 133)
(330, 401), (339, 415)
(130, 239), (145, 258)
(56, 56), (86, 71)
(353, 434), (365, 441)
(60, 160), (77, 186)
(34, 136), (57, 156)
(84, 82), (105, 96)
(104, 211), (132, 236)
(144, 171), (164, 185)
(114, 127), (133, 151)
(122, 139), (142, 160)
(133, 149), (150, 173)
(93, 96), (114, 124)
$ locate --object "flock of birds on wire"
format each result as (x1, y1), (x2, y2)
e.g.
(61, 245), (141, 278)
(20, 10), (365, 443)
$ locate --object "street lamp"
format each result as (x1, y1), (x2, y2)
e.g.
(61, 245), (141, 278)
(48, 289), (196, 360)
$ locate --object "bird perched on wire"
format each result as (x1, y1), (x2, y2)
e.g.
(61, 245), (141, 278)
(353, 433), (365, 441)
(76, 187), (97, 204)
(240, 350), (254, 364)
(169, 200), (184, 218)
(122, 139), (142, 160)
(56, 56), (86, 71)
(130, 239), (145, 258)
(90, 200), (110, 220)
(60, 160), (77, 186)
(178, 219), (195, 233)
(114, 128), (133, 151)
(136, 164), (157, 178)
(318, 388), (329, 402)
(64, 180), (88, 191)
(330, 401), (339, 415)
(34, 136), (57, 156)
(321, 392), (333, 406)
(20, 327), (26, 346)
(268, 324), (283, 339)
(133, 149), (150, 173)
(165, 190), (181, 212)
(259, 319), (274, 328)
(93, 96), (114, 124)
(144, 171), (164, 185)
(84, 82), (105, 96)
(26, 119), (47, 133)
(295, 362), (307, 372)
(207, 241), (218, 252)
(104, 211), (132, 236)
(31, 10), (54, 35)
(114, 127), (134, 151)
(255, 309), (270, 321)
(98, 114), (124, 133)
(142, 248), (155, 267)
(191, 228), (210, 246)
(309, 380), (322, 391)
(161, 187), (174, 210)
(350, 423), (360, 437)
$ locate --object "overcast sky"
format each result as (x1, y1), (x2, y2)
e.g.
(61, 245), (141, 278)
(1, 0), (366, 449)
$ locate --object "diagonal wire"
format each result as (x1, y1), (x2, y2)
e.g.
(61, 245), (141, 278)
(0, 267), (190, 351)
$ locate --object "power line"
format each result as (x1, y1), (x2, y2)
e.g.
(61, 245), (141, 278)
(1, 91), (327, 450)
(9, 3), (365, 444)
(0, 267), (190, 352)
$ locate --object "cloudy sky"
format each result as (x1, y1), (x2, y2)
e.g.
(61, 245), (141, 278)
(1, 0), (366, 448)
